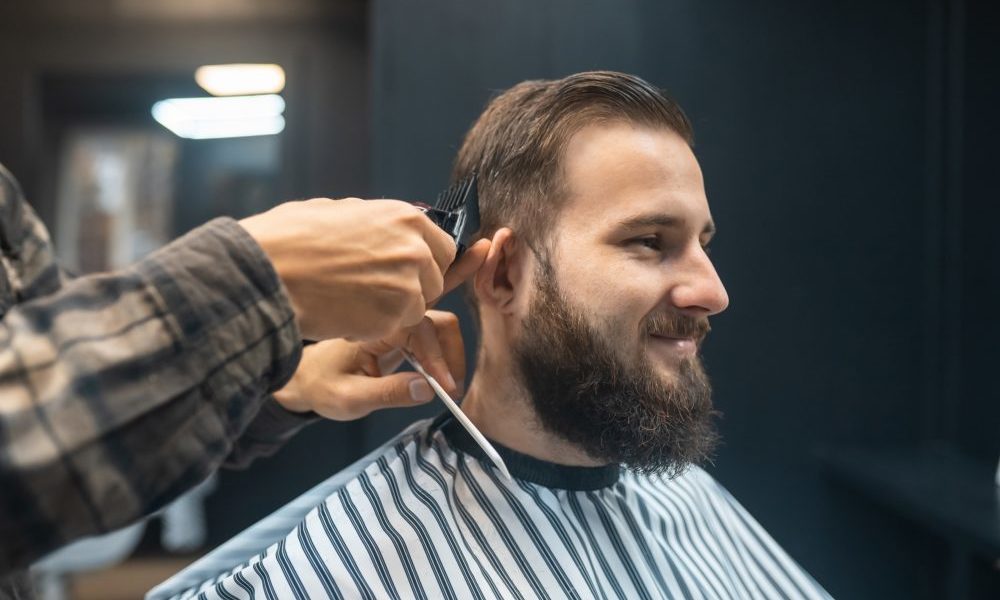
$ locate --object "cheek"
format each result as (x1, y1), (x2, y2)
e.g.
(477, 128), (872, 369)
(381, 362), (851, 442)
(565, 280), (655, 339)
(553, 244), (664, 329)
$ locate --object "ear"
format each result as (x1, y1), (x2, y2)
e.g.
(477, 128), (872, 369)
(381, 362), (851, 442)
(474, 228), (526, 314)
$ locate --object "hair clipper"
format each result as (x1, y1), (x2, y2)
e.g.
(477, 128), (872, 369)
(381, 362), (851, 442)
(411, 173), (480, 257)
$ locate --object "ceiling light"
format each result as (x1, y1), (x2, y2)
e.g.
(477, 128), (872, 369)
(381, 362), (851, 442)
(151, 94), (285, 139)
(195, 64), (285, 97)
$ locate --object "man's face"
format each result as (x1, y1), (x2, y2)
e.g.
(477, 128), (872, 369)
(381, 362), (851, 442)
(512, 122), (729, 474)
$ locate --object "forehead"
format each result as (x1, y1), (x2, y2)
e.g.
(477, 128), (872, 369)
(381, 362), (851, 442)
(555, 122), (709, 232)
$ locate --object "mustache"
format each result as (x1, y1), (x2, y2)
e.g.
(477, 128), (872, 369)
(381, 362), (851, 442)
(644, 313), (711, 342)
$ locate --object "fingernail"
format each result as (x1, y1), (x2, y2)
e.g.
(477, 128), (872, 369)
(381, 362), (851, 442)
(409, 378), (434, 402)
(444, 373), (457, 391)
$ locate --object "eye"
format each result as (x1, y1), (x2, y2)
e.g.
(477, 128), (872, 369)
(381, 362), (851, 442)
(629, 236), (662, 252)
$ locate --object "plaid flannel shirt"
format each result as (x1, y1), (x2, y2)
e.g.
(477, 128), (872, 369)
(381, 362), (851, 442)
(0, 164), (310, 576)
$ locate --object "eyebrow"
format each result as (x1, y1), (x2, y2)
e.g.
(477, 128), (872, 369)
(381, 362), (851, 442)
(617, 213), (717, 236)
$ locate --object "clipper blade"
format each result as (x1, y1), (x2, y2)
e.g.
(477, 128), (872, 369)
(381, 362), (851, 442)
(417, 173), (480, 257)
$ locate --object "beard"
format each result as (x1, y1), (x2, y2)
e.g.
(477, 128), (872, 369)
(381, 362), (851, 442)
(512, 259), (719, 477)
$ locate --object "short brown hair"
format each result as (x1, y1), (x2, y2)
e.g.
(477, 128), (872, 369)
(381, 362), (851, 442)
(452, 71), (694, 250)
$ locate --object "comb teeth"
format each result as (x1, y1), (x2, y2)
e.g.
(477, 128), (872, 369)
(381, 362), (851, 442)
(435, 174), (476, 212)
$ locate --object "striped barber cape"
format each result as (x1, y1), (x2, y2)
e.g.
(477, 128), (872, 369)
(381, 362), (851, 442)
(149, 414), (832, 600)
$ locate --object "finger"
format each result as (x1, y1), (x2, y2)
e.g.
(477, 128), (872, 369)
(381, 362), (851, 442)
(406, 315), (457, 395)
(376, 348), (405, 375)
(417, 211), (459, 276)
(438, 238), (491, 303)
(359, 326), (407, 357)
(369, 372), (436, 410)
(426, 310), (466, 395)
(399, 291), (427, 331)
(318, 372), (435, 421)
(417, 253), (445, 305)
(356, 316), (423, 366)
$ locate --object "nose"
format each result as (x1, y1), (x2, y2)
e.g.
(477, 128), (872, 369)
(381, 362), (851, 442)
(669, 245), (729, 316)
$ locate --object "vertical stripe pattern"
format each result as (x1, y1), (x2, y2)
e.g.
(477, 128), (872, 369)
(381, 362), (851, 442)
(154, 421), (833, 600)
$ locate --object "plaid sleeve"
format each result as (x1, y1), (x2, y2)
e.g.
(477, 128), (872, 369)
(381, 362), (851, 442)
(223, 397), (318, 469)
(0, 203), (303, 573)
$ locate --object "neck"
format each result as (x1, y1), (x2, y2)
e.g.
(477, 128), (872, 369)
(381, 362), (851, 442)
(460, 348), (607, 468)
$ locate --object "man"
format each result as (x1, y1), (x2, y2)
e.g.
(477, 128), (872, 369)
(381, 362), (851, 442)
(154, 71), (832, 599)
(0, 161), (487, 595)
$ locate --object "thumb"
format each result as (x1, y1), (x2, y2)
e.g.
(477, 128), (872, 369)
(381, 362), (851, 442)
(437, 239), (492, 302)
(368, 372), (437, 410)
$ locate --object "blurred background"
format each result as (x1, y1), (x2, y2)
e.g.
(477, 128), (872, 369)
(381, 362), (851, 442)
(1, 0), (997, 598)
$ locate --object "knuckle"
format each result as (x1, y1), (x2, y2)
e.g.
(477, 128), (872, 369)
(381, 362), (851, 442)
(426, 279), (444, 301)
(404, 300), (425, 322)
(403, 279), (424, 301)
(388, 239), (425, 267)
(381, 277), (422, 305)
(439, 311), (459, 328)
(378, 385), (400, 407)
(402, 237), (429, 260)
(328, 380), (348, 404)
(404, 299), (426, 325)
(392, 202), (422, 223)
(418, 246), (436, 266)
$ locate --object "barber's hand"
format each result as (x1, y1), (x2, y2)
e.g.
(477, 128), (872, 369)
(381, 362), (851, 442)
(273, 310), (465, 420)
(239, 198), (490, 341)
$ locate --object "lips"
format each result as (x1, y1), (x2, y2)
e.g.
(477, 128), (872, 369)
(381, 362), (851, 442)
(651, 334), (693, 341)
(649, 331), (704, 345)
(648, 334), (699, 355)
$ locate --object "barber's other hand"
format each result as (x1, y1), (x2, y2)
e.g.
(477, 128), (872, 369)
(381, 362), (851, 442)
(239, 198), (489, 341)
(273, 310), (465, 420)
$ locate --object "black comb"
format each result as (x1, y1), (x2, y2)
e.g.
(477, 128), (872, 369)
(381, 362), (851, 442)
(414, 173), (480, 257)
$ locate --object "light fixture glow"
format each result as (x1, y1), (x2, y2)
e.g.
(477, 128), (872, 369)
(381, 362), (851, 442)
(151, 94), (285, 139)
(195, 64), (285, 96)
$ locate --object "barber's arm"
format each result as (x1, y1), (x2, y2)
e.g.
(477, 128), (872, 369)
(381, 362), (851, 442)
(0, 180), (483, 573)
(0, 216), (301, 574)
